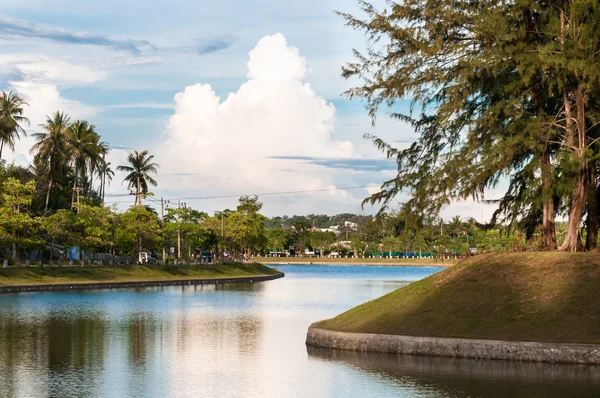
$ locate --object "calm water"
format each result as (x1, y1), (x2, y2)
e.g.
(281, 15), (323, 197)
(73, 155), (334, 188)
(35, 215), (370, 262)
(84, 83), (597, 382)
(1, 264), (599, 397)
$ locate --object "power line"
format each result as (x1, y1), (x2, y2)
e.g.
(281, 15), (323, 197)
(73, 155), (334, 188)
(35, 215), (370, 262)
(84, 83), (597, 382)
(160, 185), (374, 201)
(103, 185), (374, 205)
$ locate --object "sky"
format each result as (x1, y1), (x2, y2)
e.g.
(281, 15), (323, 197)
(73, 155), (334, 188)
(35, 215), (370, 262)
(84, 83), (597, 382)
(0, 0), (500, 219)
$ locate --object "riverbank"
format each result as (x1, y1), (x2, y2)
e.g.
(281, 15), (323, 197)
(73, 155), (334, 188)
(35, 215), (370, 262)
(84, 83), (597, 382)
(259, 257), (456, 266)
(307, 252), (600, 362)
(306, 326), (600, 364)
(0, 263), (282, 293)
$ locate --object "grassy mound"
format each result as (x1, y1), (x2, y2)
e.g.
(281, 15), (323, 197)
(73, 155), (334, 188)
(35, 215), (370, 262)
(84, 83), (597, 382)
(0, 263), (279, 286)
(317, 252), (600, 344)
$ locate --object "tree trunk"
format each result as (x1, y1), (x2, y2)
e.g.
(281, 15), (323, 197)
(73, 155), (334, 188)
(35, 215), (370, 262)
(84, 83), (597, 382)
(557, 15), (587, 251)
(0, 141), (4, 161)
(540, 150), (557, 250)
(45, 177), (53, 212)
(586, 165), (598, 251)
(137, 175), (141, 206)
(71, 168), (77, 210)
(561, 167), (586, 252)
(101, 171), (106, 203)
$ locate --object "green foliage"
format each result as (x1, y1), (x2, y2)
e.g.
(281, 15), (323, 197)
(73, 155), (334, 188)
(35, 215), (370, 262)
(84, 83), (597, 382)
(338, 0), (600, 252)
(117, 150), (159, 206)
(0, 91), (28, 159)
(0, 178), (42, 257)
(116, 206), (162, 254)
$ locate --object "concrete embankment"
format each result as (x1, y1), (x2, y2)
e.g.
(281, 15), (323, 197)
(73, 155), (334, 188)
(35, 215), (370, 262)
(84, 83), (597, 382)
(306, 325), (600, 365)
(0, 272), (284, 294)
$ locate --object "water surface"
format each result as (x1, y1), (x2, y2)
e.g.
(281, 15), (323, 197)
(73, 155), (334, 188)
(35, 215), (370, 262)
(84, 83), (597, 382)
(0, 264), (598, 397)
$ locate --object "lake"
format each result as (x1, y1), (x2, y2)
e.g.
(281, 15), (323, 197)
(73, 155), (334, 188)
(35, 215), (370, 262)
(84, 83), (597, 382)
(0, 264), (599, 397)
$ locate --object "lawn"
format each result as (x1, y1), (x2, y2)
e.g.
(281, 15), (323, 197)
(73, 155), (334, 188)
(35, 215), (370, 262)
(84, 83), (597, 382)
(0, 263), (280, 286)
(316, 252), (600, 344)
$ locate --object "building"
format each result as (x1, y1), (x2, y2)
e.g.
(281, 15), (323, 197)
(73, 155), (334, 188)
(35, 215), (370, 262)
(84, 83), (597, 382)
(344, 221), (359, 231)
(313, 225), (340, 234)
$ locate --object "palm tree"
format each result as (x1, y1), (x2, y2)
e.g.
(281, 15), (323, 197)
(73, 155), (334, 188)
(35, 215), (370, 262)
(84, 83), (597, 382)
(89, 138), (109, 194)
(0, 91), (29, 160)
(449, 215), (463, 237)
(117, 150), (159, 206)
(99, 160), (115, 202)
(68, 120), (100, 209)
(31, 112), (72, 211)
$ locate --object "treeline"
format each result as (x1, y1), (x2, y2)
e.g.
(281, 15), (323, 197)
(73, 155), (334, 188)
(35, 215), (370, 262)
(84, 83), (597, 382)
(341, 0), (600, 252)
(266, 214), (370, 229)
(264, 213), (568, 258)
(0, 155), (269, 262)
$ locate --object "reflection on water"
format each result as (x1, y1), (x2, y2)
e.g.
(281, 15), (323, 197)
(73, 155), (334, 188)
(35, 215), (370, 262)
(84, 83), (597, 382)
(308, 347), (600, 398)
(0, 264), (598, 397)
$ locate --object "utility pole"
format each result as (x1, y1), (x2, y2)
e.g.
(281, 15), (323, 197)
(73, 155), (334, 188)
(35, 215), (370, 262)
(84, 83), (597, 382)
(73, 187), (83, 213)
(177, 199), (181, 260)
(221, 212), (224, 262)
(161, 197), (166, 264)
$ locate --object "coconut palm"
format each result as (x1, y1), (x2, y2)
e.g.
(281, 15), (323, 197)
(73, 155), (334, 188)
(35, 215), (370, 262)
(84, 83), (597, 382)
(99, 160), (115, 202)
(0, 91), (29, 160)
(31, 111), (72, 211)
(117, 150), (159, 206)
(88, 138), (109, 194)
(449, 215), (463, 237)
(68, 120), (100, 209)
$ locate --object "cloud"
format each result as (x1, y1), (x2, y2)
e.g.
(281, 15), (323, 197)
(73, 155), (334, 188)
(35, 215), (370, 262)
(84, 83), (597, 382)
(0, 55), (107, 87)
(157, 33), (362, 214)
(0, 14), (236, 60)
(0, 14), (155, 53)
(0, 56), (104, 166)
(196, 35), (238, 55)
(270, 156), (396, 172)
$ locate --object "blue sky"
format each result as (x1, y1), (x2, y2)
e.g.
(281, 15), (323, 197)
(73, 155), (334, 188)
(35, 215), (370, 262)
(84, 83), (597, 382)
(0, 0), (499, 219)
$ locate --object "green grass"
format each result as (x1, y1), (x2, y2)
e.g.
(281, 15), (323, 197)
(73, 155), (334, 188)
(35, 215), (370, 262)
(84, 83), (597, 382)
(317, 252), (600, 344)
(0, 263), (280, 286)
(259, 257), (455, 266)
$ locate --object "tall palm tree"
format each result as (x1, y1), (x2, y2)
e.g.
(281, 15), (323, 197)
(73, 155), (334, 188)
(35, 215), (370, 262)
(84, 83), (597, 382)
(99, 160), (115, 202)
(89, 138), (109, 194)
(68, 120), (100, 209)
(31, 111), (72, 211)
(117, 150), (159, 206)
(0, 91), (29, 160)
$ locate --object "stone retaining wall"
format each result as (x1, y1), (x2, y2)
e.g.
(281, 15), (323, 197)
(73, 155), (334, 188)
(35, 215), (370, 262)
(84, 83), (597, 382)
(0, 272), (284, 294)
(306, 324), (600, 365)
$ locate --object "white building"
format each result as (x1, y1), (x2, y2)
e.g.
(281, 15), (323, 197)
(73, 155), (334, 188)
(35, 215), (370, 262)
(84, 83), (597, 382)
(313, 225), (340, 234)
(344, 221), (359, 231)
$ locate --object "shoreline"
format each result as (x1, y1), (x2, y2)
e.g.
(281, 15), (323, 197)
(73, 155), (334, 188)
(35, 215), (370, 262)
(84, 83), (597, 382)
(306, 325), (600, 365)
(260, 260), (455, 267)
(0, 272), (284, 294)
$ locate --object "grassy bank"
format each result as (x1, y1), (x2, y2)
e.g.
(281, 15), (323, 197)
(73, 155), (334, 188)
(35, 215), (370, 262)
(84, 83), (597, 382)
(259, 257), (455, 266)
(317, 252), (600, 344)
(0, 263), (280, 287)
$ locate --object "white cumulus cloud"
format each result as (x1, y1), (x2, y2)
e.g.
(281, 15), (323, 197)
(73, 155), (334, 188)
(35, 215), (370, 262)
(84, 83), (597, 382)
(157, 33), (360, 214)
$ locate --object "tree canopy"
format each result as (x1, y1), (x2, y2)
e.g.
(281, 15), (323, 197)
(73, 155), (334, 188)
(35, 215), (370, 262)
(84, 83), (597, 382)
(339, 0), (600, 252)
